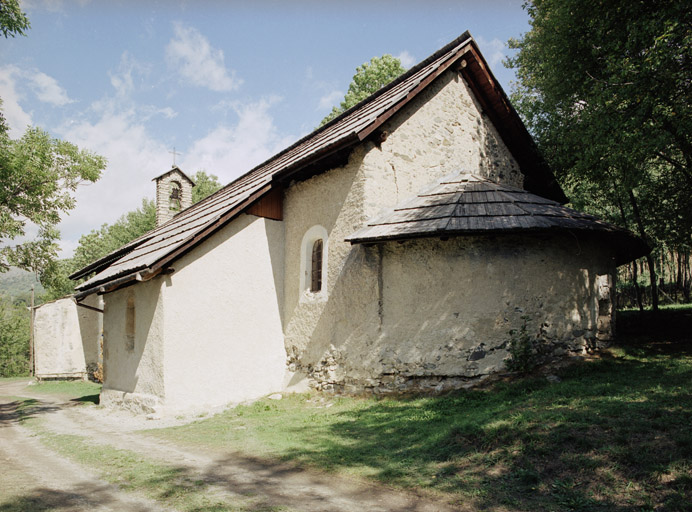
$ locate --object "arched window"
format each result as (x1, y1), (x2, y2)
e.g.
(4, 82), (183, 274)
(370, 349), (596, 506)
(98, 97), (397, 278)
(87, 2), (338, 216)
(169, 180), (182, 211)
(300, 225), (328, 300)
(310, 239), (323, 292)
(126, 295), (135, 351)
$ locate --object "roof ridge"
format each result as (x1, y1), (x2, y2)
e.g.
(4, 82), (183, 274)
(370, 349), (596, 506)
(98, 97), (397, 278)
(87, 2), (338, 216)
(73, 32), (573, 294)
(190, 33), (475, 210)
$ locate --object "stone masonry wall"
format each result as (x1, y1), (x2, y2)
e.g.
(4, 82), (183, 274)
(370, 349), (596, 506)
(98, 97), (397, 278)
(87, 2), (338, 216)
(362, 69), (523, 219)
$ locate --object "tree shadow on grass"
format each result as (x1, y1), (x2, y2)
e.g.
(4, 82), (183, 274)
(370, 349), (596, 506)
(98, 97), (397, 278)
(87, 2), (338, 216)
(275, 354), (692, 511)
(0, 483), (156, 512)
(0, 399), (61, 427)
(70, 393), (100, 405)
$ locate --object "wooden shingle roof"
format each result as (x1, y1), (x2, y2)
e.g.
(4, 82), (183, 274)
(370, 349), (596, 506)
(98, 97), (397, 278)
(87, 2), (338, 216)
(152, 166), (195, 185)
(346, 173), (649, 265)
(72, 31), (567, 297)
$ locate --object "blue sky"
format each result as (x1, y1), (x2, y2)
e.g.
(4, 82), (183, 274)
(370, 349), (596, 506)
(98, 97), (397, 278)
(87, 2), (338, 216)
(2, 0), (531, 257)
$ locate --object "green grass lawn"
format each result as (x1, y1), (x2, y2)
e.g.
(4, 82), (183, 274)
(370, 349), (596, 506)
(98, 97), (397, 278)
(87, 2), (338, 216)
(150, 308), (692, 511)
(29, 379), (101, 396)
(28, 379), (101, 404)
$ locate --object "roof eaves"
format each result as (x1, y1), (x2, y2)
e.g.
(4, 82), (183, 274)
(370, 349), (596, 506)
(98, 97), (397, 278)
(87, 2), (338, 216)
(68, 235), (154, 281)
(317, 31), (473, 136)
(147, 182), (274, 274)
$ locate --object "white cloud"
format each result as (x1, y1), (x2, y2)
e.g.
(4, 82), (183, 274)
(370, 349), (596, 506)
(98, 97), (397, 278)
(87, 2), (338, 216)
(142, 106), (177, 120)
(476, 36), (506, 68)
(56, 107), (171, 257)
(182, 96), (292, 184)
(165, 23), (241, 92)
(109, 53), (137, 98)
(0, 65), (73, 136)
(395, 51), (416, 69)
(28, 70), (73, 106)
(53, 91), (290, 258)
(318, 90), (343, 110)
(0, 65), (33, 136)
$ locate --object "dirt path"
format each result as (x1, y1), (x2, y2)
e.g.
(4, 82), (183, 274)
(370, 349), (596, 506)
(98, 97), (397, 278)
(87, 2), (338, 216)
(0, 380), (173, 511)
(0, 380), (457, 512)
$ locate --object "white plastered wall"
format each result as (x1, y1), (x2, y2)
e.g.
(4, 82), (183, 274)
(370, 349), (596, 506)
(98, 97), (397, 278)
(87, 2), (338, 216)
(100, 278), (166, 413)
(283, 69), (527, 385)
(371, 235), (615, 382)
(161, 213), (286, 412)
(33, 295), (101, 379)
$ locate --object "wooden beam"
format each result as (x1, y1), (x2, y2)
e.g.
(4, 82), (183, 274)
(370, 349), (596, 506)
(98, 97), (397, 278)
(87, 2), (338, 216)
(73, 298), (104, 313)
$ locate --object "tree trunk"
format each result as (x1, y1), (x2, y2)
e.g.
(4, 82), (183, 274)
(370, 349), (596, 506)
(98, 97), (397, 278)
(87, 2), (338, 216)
(632, 260), (644, 312)
(677, 250), (683, 301)
(628, 189), (658, 311)
(684, 250), (691, 303)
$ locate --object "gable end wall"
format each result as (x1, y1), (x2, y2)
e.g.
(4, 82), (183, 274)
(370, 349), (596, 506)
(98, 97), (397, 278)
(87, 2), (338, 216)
(282, 68), (527, 389)
(361, 69), (523, 217)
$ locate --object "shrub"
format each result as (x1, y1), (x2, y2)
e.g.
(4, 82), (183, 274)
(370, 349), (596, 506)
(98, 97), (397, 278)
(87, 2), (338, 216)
(506, 316), (538, 374)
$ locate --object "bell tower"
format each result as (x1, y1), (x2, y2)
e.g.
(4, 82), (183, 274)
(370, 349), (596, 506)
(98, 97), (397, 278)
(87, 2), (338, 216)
(153, 166), (195, 227)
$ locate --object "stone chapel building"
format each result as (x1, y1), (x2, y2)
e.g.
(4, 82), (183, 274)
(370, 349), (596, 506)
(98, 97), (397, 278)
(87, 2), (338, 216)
(70, 32), (648, 414)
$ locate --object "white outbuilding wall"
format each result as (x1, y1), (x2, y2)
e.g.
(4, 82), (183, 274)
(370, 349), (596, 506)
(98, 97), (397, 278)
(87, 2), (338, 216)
(33, 295), (101, 379)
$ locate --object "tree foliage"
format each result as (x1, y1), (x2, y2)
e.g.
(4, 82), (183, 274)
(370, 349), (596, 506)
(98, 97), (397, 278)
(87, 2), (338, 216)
(40, 171), (222, 299)
(0, 121), (106, 275)
(0, 2), (106, 278)
(320, 54), (407, 126)
(507, 0), (692, 309)
(0, 295), (30, 377)
(191, 170), (222, 203)
(0, 0), (30, 38)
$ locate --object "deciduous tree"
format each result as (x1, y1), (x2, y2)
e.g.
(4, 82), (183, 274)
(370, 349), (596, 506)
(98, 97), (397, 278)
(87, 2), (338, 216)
(0, 0), (29, 38)
(507, 0), (692, 310)
(0, 1), (106, 276)
(0, 122), (106, 274)
(320, 54), (406, 126)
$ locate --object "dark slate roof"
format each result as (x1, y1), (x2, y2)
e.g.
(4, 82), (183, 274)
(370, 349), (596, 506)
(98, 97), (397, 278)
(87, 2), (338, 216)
(72, 31), (566, 295)
(346, 173), (649, 265)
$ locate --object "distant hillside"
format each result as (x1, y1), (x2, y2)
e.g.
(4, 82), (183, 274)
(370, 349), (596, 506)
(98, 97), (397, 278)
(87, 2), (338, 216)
(0, 268), (45, 304)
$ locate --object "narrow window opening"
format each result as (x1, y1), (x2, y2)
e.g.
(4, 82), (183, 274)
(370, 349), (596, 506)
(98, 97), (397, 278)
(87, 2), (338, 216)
(300, 225), (328, 300)
(126, 296), (135, 351)
(310, 239), (323, 292)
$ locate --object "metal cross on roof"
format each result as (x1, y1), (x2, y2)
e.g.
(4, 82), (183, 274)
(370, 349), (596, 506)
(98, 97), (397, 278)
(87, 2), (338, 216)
(169, 147), (182, 166)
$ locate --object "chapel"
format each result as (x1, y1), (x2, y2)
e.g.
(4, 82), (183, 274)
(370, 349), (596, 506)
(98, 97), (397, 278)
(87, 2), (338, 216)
(70, 32), (648, 414)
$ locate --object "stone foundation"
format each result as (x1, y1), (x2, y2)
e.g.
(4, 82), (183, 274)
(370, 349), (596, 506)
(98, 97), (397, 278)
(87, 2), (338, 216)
(100, 389), (163, 415)
(289, 329), (612, 396)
